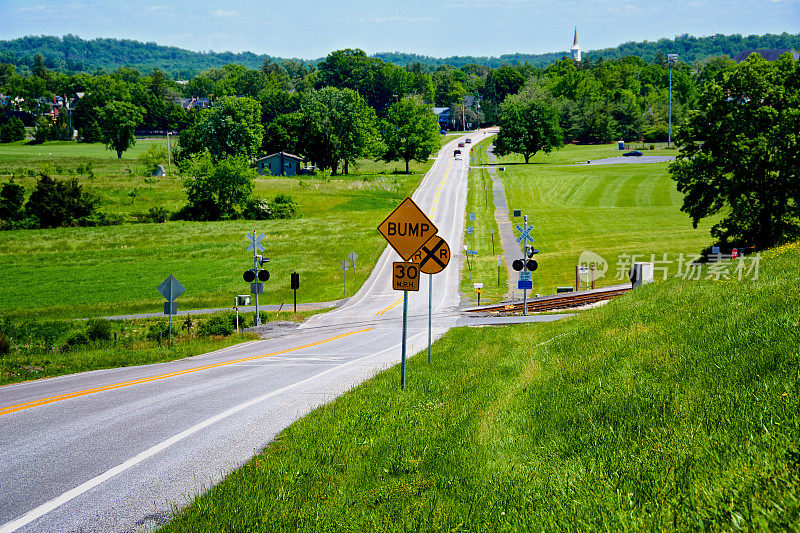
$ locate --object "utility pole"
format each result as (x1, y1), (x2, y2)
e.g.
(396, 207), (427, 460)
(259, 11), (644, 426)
(667, 53), (678, 147)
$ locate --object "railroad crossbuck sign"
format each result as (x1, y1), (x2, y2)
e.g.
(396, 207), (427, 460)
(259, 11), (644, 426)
(516, 224), (534, 244)
(393, 262), (421, 291)
(378, 197), (438, 261)
(410, 235), (451, 275)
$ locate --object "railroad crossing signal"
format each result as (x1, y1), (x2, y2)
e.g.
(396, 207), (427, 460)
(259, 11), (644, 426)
(393, 262), (421, 291)
(410, 235), (450, 275)
(378, 197), (438, 261)
(515, 223), (534, 244)
(246, 232), (265, 253)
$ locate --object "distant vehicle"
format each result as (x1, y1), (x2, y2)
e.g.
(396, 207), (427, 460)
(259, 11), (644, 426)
(453, 149), (461, 157)
(440, 129), (447, 135)
(465, 138), (472, 143)
(458, 142), (465, 147)
(623, 150), (643, 157)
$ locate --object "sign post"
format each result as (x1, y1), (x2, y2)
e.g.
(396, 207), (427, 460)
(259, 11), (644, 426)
(378, 197), (438, 388)
(340, 259), (349, 297)
(246, 231), (265, 326)
(348, 251), (358, 286)
(157, 275), (185, 349)
(411, 235), (451, 364)
(515, 216), (535, 316)
(290, 272), (299, 313)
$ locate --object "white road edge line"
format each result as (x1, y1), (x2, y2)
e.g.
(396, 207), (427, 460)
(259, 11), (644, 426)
(0, 329), (431, 533)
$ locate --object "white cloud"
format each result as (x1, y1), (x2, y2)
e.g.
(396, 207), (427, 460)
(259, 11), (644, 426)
(211, 9), (238, 18)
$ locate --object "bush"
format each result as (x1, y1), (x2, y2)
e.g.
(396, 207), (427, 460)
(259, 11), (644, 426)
(65, 331), (89, 347)
(146, 321), (170, 343)
(24, 174), (100, 228)
(268, 194), (298, 219)
(31, 117), (50, 144)
(86, 318), (113, 341)
(146, 206), (170, 223)
(0, 181), (25, 222)
(199, 313), (235, 336)
(0, 331), (10, 356)
(0, 117), (26, 143)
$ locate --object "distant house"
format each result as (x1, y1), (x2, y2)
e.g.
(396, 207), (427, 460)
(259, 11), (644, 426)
(176, 97), (212, 110)
(733, 49), (799, 62)
(433, 107), (450, 130)
(255, 152), (305, 176)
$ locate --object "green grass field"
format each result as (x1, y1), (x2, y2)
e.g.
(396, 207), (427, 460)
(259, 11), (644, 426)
(483, 142), (715, 296)
(163, 241), (800, 531)
(459, 137), (507, 304)
(0, 141), (434, 319)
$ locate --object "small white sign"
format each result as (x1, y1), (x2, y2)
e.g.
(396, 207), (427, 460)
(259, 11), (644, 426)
(469, 213), (476, 221)
(473, 283), (483, 289)
(519, 271), (532, 281)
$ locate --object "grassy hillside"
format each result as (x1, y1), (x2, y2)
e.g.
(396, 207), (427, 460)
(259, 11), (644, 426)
(163, 241), (800, 531)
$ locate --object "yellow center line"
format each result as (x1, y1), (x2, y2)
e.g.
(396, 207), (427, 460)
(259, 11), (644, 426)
(375, 296), (403, 316)
(0, 328), (373, 417)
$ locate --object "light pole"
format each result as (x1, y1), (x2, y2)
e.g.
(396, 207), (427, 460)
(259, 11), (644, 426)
(166, 131), (172, 175)
(667, 53), (678, 147)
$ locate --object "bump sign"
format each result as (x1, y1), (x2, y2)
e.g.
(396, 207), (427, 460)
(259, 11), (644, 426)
(378, 197), (438, 261)
(393, 262), (421, 291)
(410, 235), (450, 275)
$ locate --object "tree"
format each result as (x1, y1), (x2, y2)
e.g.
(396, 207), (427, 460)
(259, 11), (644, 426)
(25, 174), (99, 228)
(296, 87), (380, 175)
(97, 101), (145, 158)
(669, 53), (800, 249)
(0, 180), (25, 222)
(0, 116), (25, 142)
(381, 97), (441, 173)
(493, 96), (563, 163)
(196, 96), (263, 161)
(180, 155), (256, 221)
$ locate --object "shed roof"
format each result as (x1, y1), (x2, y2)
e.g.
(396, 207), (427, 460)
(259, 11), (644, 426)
(255, 152), (305, 162)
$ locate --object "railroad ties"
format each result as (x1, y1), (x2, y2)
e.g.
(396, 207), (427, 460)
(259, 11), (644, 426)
(462, 284), (631, 314)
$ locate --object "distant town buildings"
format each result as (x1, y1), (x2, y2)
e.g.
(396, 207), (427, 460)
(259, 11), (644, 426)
(571, 28), (582, 62)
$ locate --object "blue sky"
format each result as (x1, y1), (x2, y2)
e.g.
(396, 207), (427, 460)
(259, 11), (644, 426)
(2, 0), (798, 59)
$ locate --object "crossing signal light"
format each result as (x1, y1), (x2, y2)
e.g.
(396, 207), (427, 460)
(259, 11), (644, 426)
(243, 270), (255, 282)
(526, 259), (538, 271)
(512, 259), (524, 271)
(258, 269), (270, 282)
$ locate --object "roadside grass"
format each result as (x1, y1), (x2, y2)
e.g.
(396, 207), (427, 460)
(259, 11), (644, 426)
(0, 141), (433, 318)
(460, 137), (506, 304)
(488, 143), (714, 295)
(0, 308), (321, 386)
(163, 241), (800, 531)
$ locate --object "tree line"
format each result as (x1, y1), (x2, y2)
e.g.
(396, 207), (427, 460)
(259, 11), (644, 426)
(1, 33), (797, 76)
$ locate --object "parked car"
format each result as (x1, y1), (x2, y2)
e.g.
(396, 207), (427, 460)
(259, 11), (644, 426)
(440, 129), (447, 135)
(458, 142), (465, 147)
(465, 138), (472, 144)
(623, 150), (643, 157)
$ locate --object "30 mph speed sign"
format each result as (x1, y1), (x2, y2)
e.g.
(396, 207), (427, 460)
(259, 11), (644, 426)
(393, 262), (421, 291)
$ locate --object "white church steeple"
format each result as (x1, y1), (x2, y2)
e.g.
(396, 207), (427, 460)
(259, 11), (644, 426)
(571, 27), (581, 62)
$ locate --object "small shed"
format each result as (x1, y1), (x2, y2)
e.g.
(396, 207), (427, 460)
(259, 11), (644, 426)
(255, 152), (305, 176)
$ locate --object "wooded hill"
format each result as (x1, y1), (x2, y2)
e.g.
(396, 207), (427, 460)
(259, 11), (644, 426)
(1, 32), (798, 78)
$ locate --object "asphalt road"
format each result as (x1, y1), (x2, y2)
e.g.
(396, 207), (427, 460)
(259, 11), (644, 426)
(0, 133), (476, 532)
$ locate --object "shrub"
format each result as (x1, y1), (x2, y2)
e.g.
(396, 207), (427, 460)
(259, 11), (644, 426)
(65, 331), (89, 347)
(199, 314), (235, 336)
(268, 193), (298, 219)
(146, 321), (170, 343)
(24, 174), (100, 228)
(0, 180), (26, 222)
(0, 117), (26, 143)
(86, 318), (113, 341)
(146, 206), (170, 223)
(0, 331), (10, 356)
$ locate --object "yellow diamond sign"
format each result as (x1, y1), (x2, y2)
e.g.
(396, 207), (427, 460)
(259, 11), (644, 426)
(378, 197), (438, 261)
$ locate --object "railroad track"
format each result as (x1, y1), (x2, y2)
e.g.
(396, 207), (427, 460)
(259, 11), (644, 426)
(462, 284), (632, 314)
